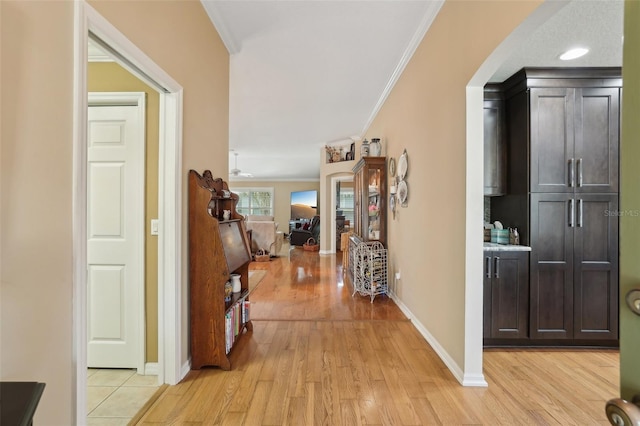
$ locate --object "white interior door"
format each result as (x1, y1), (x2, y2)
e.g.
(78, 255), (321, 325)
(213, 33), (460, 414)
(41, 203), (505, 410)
(87, 93), (145, 369)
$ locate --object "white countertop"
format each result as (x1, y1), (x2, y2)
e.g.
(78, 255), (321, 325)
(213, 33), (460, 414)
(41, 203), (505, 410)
(483, 242), (531, 252)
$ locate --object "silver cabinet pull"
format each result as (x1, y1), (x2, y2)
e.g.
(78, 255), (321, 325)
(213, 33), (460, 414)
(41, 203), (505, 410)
(485, 256), (491, 278)
(578, 199), (583, 227)
(569, 158), (575, 187)
(577, 158), (583, 187)
(494, 256), (500, 279)
(569, 199), (575, 227)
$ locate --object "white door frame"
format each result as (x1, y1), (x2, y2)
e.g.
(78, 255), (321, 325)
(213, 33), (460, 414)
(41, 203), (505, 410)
(73, 1), (184, 422)
(329, 174), (353, 254)
(88, 92), (146, 374)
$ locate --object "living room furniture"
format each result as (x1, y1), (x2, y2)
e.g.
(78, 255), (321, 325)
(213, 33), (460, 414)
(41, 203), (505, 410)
(353, 156), (387, 246)
(244, 214), (283, 255)
(188, 170), (253, 370)
(491, 68), (621, 346)
(290, 215), (320, 246)
(336, 214), (345, 249)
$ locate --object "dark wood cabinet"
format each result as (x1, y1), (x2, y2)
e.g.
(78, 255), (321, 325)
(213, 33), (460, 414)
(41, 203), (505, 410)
(484, 85), (506, 196)
(529, 87), (619, 193)
(483, 250), (529, 340)
(530, 193), (619, 340)
(188, 170), (253, 370)
(353, 157), (386, 246)
(491, 68), (621, 346)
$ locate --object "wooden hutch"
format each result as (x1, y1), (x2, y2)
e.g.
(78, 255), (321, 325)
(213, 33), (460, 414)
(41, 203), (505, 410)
(188, 169), (253, 370)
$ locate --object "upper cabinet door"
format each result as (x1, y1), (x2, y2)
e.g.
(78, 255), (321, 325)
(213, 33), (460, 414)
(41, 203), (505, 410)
(483, 98), (506, 196)
(529, 88), (575, 193)
(573, 87), (620, 193)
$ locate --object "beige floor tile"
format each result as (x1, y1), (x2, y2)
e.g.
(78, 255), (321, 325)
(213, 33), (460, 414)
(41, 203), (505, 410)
(87, 386), (117, 413)
(88, 369), (136, 387)
(87, 368), (100, 378)
(86, 417), (131, 425)
(122, 373), (159, 387)
(89, 386), (159, 418)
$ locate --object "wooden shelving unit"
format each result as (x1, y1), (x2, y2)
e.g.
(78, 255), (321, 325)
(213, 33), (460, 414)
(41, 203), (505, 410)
(188, 169), (253, 370)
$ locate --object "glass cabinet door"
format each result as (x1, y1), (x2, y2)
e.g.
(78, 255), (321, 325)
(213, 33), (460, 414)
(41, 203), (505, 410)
(353, 157), (386, 246)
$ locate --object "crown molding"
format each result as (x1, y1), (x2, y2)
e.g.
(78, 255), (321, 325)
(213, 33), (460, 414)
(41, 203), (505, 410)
(360, 0), (445, 137)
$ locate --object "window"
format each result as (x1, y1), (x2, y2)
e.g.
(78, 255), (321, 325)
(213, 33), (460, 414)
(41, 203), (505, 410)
(338, 187), (354, 225)
(230, 187), (274, 216)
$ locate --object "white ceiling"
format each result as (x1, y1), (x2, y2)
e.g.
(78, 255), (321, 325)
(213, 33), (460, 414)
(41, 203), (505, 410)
(92, 1), (624, 182)
(202, 0), (444, 181)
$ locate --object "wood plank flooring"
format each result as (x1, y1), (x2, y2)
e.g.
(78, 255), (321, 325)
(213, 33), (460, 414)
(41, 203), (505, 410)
(135, 245), (619, 425)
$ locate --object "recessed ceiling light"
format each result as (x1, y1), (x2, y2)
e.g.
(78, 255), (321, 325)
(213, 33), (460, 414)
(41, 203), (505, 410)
(559, 47), (589, 61)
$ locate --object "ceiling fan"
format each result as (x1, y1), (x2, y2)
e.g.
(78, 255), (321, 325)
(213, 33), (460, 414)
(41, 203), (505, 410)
(229, 152), (253, 178)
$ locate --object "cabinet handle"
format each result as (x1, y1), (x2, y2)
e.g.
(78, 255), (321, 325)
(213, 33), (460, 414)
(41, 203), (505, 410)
(569, 199), (575, 227)
(577, 158), (583, 187)
(568, 158), (575, 187)
(578, 199), (583, 227)
(485, 256), (491, 278)
(494, 256), (500, 279)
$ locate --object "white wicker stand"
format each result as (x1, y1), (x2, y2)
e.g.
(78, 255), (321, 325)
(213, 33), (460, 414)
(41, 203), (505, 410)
(350, 240), (388, 303)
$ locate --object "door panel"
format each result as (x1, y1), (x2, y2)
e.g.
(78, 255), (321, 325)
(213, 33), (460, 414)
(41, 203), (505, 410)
(490, 251), (529, 338)
(530, 88), (574, 193)
(529, 193), (574, 339)
(573, 194), (619, 340)
(574, 88), (620, 193)
(87, 100), (144, 368)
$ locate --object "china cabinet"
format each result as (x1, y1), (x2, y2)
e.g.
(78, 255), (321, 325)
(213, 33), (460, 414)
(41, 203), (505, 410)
(353, 156), (387, 246)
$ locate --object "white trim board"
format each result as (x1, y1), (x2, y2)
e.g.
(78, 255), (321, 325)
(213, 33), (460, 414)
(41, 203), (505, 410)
(74, 1), (184, 423)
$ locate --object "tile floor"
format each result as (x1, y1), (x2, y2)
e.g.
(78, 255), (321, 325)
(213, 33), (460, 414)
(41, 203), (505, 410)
(87, 368), (159, 425)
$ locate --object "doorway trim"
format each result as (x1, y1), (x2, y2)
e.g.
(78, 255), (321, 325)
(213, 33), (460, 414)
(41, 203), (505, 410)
(329, 174), (353, 254)
(74, 1), (184, 422)
(462, 1), (570, 386)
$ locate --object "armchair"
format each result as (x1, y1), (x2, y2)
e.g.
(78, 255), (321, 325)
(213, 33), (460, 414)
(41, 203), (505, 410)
(290, 215), (320, 246)
(244, 215), (283, 256)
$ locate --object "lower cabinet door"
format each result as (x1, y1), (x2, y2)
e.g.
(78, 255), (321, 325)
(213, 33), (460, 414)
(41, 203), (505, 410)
(573, 194), (619, 340)
(484, 250), (529, 340)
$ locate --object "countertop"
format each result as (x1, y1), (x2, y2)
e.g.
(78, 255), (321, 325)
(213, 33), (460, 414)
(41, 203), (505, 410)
(483, 242), (531, 252)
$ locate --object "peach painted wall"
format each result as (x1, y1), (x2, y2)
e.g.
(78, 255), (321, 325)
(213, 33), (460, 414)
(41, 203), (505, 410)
(364, 0), (542, 374)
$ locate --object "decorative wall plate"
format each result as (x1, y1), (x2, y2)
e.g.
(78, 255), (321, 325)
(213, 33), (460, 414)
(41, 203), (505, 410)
(397, 150), (408, 180)
(389, 157), (396, 177)
(397, 180), (408, 205)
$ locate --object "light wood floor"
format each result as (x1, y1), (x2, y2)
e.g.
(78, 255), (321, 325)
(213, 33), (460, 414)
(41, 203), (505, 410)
(135, 246), (619, 425)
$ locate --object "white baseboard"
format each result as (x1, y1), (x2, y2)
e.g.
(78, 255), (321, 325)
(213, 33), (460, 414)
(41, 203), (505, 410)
(144, 362), (159, 376)
(388, 292), (485, 387)
(181, 359), (191, 381)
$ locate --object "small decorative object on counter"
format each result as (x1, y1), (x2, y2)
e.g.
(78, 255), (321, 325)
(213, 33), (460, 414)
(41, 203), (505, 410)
(222, 209), (231, 221)
(230, 273), (242, 293)
(360, 139), (370, 157)
(224, 281), (233, 302)
(369, 138), (382, 156)
(509, 227), (520, 245)
(491, 229), (509, 244)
